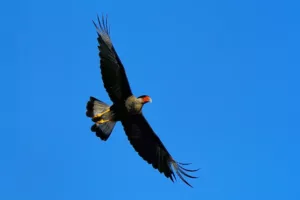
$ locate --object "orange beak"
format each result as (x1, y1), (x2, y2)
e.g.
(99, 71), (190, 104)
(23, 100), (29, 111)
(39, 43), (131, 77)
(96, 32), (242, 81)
(142, 96), (152, 103)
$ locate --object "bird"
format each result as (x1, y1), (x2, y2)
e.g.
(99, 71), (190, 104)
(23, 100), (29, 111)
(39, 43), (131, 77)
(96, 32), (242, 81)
(86, 14), (199, 187)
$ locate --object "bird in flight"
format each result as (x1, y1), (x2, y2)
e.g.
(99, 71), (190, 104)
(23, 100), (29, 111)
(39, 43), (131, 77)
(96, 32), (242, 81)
(86, 14), (199, 187)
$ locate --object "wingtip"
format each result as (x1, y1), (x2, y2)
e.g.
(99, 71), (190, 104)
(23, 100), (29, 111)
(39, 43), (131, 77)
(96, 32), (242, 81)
(170, 161), (199, 188)
(92, 20), (97, 28)
(93, 13), (110, 36)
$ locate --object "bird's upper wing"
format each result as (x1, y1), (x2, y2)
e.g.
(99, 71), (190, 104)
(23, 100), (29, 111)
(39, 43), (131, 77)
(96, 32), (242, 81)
(93, 15), (133, 104)
(121, 114), (199, 187)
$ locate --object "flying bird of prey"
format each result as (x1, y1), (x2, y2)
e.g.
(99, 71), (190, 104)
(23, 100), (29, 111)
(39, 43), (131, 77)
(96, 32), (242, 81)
(86, 14), (198, 187)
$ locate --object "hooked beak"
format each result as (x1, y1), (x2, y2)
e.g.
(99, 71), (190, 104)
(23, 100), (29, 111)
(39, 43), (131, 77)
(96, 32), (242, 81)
(141, 96), (152, 104)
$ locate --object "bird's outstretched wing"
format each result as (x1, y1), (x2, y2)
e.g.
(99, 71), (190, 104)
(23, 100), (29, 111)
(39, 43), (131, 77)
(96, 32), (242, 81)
(121, 114), (199, 187)
(93, 15), (133, 104)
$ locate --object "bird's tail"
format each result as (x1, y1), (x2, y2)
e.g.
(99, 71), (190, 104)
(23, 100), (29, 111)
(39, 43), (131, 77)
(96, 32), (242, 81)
(86, 96), (116, 141)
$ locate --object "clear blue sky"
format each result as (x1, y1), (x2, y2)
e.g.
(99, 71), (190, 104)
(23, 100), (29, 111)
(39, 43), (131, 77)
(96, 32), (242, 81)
(1, 0), (299, 199)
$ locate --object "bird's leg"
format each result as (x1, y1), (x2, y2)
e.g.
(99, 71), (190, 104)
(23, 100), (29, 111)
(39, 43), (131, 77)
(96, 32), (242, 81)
(96, 119), (110, 124)
(92, 108), (111, 124)
(92, 108), (110, 120)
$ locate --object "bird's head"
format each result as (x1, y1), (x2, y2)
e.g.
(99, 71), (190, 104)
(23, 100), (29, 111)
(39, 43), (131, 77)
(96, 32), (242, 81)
(137, 95), (152, 105)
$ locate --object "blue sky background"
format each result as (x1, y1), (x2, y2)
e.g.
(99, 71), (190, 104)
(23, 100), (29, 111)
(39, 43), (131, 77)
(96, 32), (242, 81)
(1, 0), (299, 199)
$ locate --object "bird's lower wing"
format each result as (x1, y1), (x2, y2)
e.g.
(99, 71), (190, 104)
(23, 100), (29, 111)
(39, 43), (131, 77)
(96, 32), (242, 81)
(121, 114), (198, 187)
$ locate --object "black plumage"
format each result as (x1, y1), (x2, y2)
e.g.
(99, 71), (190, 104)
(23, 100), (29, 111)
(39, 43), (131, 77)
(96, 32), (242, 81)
(86, 14), (199, 187)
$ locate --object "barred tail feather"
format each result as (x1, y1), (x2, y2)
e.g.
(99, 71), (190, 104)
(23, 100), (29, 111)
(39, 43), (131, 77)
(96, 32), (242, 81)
(91, 121), (116, 141)
(86, 96), (116, 141)
(86, 96), (109, 118)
